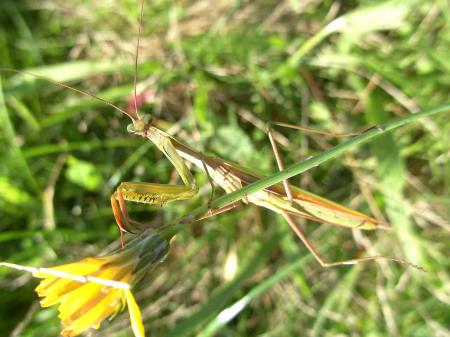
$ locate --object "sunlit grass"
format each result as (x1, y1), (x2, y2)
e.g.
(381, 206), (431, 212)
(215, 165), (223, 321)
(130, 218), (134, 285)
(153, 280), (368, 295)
(1, 0), (449, 336)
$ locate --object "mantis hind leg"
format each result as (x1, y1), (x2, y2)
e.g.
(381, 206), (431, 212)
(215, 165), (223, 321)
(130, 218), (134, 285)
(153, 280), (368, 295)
(281, 211), (423, 271)
(267, 126), (294, 202)
(200, 155), (217, 209)
(266, 121), (363, 202)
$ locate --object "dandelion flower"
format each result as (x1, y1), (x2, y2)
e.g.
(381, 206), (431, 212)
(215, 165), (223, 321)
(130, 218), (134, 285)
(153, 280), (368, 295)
(33, 230), (170, 337)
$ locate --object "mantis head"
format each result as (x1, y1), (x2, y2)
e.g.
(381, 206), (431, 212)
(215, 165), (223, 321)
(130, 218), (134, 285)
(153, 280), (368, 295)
(127, 113), (152, 135)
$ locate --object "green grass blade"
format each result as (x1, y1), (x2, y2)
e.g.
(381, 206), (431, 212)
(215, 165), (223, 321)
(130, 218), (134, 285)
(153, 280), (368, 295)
(0, 76), (41, 194)
(197, 254), (310, 337)
(206, 103), (450, 212)
(165, 230), (280, 337)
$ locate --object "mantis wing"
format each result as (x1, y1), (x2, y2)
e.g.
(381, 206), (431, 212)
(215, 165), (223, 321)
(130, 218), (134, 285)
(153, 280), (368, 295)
(217, 160), (381, 230)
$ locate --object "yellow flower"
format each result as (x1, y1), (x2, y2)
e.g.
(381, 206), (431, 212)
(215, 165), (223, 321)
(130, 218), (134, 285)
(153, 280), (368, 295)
(33, 230), (170, 337)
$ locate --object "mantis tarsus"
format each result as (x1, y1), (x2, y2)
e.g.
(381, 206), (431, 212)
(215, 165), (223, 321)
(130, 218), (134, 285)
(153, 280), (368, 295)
(0, 0), (422, 271)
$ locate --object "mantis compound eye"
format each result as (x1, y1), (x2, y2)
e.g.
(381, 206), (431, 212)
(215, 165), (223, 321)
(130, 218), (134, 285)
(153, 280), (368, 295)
(127, 123), (137, 133)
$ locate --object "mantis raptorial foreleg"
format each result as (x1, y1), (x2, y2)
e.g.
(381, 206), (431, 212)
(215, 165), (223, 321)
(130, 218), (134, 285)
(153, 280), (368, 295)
(111, 132), (199, 246)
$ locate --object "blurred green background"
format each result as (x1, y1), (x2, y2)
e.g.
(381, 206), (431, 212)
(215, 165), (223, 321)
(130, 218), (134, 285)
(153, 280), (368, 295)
(1, 0), (449, 336)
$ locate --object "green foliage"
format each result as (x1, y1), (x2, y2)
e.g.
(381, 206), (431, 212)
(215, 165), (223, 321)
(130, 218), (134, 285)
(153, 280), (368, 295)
(0, 0), (449, 336)
(65, 155), (103, 191)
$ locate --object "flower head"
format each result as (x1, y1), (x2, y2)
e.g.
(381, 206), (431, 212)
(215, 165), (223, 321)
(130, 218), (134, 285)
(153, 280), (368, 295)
(34, 230), (170, 337)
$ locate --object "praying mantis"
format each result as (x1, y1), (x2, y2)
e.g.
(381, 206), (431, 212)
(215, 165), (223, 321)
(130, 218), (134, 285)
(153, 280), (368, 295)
(103, 1), (420, 267)
(104, 0), (418, 270)
(0, 0), (419, 271)
(111, 101), (419, 269)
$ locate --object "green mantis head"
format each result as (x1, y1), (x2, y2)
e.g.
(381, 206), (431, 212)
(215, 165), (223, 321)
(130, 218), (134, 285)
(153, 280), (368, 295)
(127, 113), (152, 135)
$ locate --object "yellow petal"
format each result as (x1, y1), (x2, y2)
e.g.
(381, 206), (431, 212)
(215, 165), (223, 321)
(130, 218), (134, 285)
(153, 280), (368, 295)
(56, 262), (130, 320)
(125, 290), (146, 337)
(62, 289), (123, 337)
(39, 294), (62, 307)
(58, 283), (103, 321)
(35, 257), (105, 278)
(36, 278), (82, 302)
